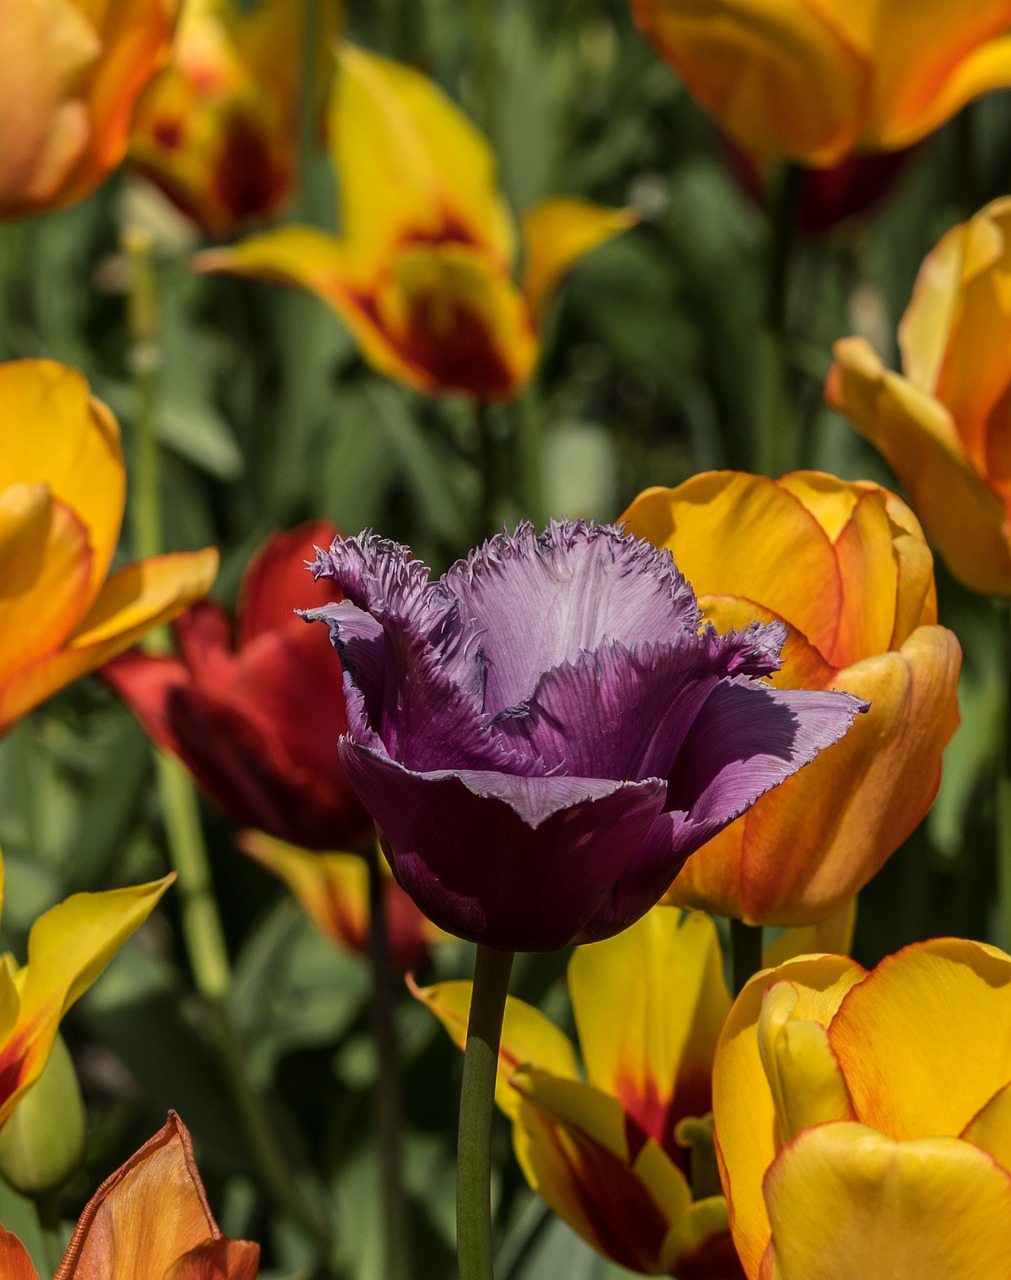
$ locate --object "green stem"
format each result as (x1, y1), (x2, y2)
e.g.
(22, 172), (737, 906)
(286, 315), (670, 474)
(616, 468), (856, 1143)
(476, 401), (498, 539)
(730, 918), (764, 997)
(458, 945), (514, 1280)
(754, 162), (805, 477)
(365, 845), (412, 1280)
(514, 391), (545, 527)
(467, 0), (497, 142)
(34, 1194), (64, 1277)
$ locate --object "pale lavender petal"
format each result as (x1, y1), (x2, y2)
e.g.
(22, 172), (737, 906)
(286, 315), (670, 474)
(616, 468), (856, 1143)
(441, 520), (702, 714)
(493, 625), (786, 782)
(340, 739), (668, 950)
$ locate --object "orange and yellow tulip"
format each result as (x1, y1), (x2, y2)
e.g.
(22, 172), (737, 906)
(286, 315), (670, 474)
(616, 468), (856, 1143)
(196, 44), (633, 399)
(714, 938), (1011, 1279)
(129, 0), (337, 233)
(238, 831), (439, 971)
(829, 197), (1011, 595)
(622, 472), (961, 925)
(0, 0), (178, 218)
(0, 1111), (258, 1277)
(632, 0), (1011, 167)
(0, 359), (217, 735)
(0, 851), (171, 1128)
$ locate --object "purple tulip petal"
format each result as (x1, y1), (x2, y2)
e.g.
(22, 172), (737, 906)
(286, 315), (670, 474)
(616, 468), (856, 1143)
(493, 625), (786, 782)
(340, 739), (669, 950)
(441, 521), (702, 714)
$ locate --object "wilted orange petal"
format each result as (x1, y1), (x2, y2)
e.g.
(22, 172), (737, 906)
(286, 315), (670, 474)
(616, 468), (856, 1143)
(0, 1226), (38, 1280)
(520, 197), (635, 320)
(163, 1238), (261, 1280)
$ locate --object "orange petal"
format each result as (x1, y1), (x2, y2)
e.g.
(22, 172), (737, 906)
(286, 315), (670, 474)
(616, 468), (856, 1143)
(568, 907), (730, 1148)
(520, 197), (635, 320)
(0, 1226), (38, 1280)
(713, 954), (865, 1277)
(829, 938), (1011, 1143)
(0, 360), (124, 600)
(761, 1123), (1011, 1280)
(827, 335), (1011, 595)
(0, 548), (218, 734)
(163, 1238), (261, 1280)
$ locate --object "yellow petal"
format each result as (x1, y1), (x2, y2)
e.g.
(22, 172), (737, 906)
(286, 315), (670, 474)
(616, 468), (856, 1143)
(408, 980), (579, 1121)
(962, 1079), (1011, 1172)
(511, 1069), (690, 1275)
(829, 937), (1011, 1143)
(568, 907), (730, 1148)
(331, 43), (514, 275)
(0, 548), (218, 734)
(520, 197), (635, 320)
(765, 897), (857, 969)
(0, 485), (92, 686)
(0, 875), (173, 1126)
(0, 0), (97, 215)
(713, 954), (865, 1277)
(0, 359), (124, 600)
(827, 336), (1011, 595)
(762, 1123), (1011, 1280)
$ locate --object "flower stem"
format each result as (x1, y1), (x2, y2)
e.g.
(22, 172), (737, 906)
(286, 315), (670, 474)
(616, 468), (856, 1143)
(730, 918), (764, 997)
(476, 401), (499, 539)
(754, 162), (805, 477)
(365, 844), (412, 1280)
(34, 1194), (64, 1277)
(458, 944), (515, 1280)
(467, 0), (497, 143)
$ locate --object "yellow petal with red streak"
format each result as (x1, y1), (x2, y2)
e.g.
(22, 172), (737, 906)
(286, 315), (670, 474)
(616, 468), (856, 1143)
(520, 197), (635, 320)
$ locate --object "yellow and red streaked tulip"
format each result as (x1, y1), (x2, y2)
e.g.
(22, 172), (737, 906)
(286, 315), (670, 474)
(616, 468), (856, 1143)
(622, 472), (961, 926)
(0, 359), (217, 735)
(238, 831), (440, 971)
(415, 903), (851, 1276)
(196, 44), (634, 400)
(129, 0), (338, 234)
(828, 196), (1011, 596)
(632, 0), (1011, 168)
(713, 938), (1011, 1279)
(0, 0), (178, 218)
(0, 854), (172, 1129)
(0, 1111), (259, 1278)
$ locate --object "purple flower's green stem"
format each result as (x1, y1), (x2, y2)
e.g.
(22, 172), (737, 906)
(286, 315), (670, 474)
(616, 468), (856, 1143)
(366, 843), (413, 1280)
(730, 918), (764, 997)
(458, 944), (515, 1280)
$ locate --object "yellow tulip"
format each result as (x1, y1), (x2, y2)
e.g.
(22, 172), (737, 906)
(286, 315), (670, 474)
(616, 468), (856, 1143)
(0, 0), (178, 218)
(828, 196), (1011, 595)
(621, 472), (961, 926)
(129, 0), (338, 233)
(632, 0), (1011, 167)
(714, 939), (1011, 1279)
(196, 44), (633, 399)
(0, 359), (218, 734)
(0, 852), (172, 1128)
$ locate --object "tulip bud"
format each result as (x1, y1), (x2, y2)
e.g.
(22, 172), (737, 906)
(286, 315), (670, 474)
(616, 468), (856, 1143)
(0, 1034), (86, 1197)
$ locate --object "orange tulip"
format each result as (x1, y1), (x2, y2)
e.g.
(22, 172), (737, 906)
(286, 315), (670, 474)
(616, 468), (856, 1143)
(129, 0), (338, 233)
(0, 0), (178, 218)
(632, 0), (1011, 167)
(828, 196), (1011, 595)
(0, 359), (217, 734)
(1, 1112), (258, 1278)
(714, 939), (1011, 1279)
(196, 44), (634, 399)
(621, 472), (961, 925)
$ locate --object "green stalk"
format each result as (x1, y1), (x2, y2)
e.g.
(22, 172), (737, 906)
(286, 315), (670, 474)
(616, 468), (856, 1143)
(730, 918), (764, 997)
(34, 1194), (64, 1277)
(365, 844), (412, 1280)
(754, 163), (805, 477)
(458, 945), (515, 1280)
(476, 401), (499, 539)
(467, 0), (498, 143)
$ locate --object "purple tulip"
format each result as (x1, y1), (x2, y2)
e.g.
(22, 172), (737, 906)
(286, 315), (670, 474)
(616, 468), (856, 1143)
(306, 521), (866, 951)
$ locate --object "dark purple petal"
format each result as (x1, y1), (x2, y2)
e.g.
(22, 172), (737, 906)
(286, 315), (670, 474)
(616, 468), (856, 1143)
(441, 520), (702, 714)
(493, 625), (786, 782)
(339, 739), (668, 950)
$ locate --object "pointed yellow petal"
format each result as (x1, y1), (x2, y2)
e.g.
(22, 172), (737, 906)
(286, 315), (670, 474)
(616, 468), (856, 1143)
(962, 1079), (1011, 1172)
(829, 938), (1011, 1143)
(827, 336), (1011, 595)
(0, 875), (173, 1125)
(713, 954), (865, 1277)
(0, 548), (218, 734)
(0, 359), (124, 599)
(408, 980), (579, 1120)
(568, 908), (730, 1149)
(762, 1123), (1011, 1280)
(520, 197), (635, 320)
(331, 44), (514, 275)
